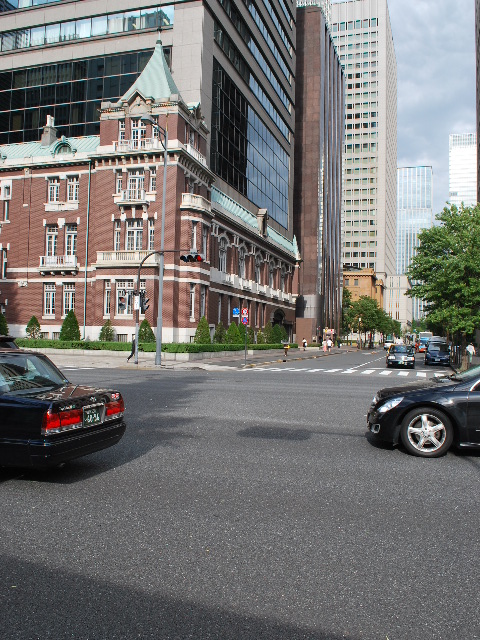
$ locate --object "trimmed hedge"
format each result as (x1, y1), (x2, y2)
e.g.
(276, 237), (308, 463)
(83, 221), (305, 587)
(16, 338), (298, 353)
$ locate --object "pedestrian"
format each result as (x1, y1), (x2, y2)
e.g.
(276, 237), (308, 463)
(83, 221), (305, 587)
(302, 338), (307, 351)
(326, 337), (332, 353)
(127, 337), (135, 362)
(284, 343), (290, 357)
(322, 339), (327, 352)
(466, 342), (476, 366)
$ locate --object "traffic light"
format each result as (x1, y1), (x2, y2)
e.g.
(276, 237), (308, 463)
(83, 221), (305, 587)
(180, 253), (202, 263)
(140, 291), (149, 313)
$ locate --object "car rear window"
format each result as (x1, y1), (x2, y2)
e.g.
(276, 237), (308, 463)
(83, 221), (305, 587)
(0, 354), (66, 395)
(392, 346), (414, 354)
(429, 343), (449, 353)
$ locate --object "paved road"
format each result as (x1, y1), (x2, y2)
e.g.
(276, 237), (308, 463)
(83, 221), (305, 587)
(1, 360), (478, 640)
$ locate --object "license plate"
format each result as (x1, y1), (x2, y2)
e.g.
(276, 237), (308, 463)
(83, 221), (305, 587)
(83, 405), (103, 427)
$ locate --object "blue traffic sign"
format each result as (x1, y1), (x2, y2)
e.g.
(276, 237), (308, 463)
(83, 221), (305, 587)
(232, 307), (240, 317)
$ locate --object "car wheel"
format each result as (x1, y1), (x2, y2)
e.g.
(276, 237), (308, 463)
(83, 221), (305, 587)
(400, 407), (453, 457)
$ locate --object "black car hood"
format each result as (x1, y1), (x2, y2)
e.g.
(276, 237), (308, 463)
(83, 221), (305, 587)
(376, 376), (457, 400)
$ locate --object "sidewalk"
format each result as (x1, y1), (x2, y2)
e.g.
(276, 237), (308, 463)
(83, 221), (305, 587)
(29, 345), (354, 371)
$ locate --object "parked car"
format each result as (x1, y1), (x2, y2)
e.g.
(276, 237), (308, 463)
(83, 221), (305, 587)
(0, 349), (126, 469)
(367, 365), (480, 457)
(386, 344), (415, 369)
(0, 336), (18, 349)
(425, 341), (451, 366)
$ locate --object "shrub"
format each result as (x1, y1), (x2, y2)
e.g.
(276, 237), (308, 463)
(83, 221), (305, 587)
(263, 322), (274, 344)
(138, 319), (155, 343)
(59, 310), (81, 341)
(26, 315), (42, 339)
(225, 321), (242, 344)
(0, 313), (8, 336)
(194, 316), (211, 344)
(271, 324), (284, 343)
(99, 320), (115, 342)
(256, 330), (265, 344)
(213, 322), (226, 344)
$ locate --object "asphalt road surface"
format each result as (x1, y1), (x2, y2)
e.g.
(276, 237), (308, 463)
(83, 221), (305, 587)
(1, 350), (479, 640)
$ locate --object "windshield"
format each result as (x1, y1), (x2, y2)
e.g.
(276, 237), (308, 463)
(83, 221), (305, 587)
(449, 364), (480, 383)
(428, 343), (449, 354)
(0, 353), (67, 395)
(391, 345), (414, 354)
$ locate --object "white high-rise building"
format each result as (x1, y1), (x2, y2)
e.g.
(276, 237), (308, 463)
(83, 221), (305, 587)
(449, 133), (477, 208)
(330, 0), (397, 289)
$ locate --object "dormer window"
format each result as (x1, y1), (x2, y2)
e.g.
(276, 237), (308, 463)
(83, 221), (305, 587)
(119, 120), (126, 141)
(131, 119), (146, 148)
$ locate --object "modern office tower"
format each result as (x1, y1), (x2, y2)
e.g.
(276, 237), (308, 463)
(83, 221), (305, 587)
(448, 133), (477, 208)
(397, 166), (433, 320)
(294, 1), (344, 342)
(330, 0), (397, 288)
(476, 0), (480, 203)
(0, 0), (300, 340)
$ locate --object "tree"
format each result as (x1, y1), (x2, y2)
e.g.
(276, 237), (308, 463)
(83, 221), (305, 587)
(350, 296), (382, 339)
(194, 316), (211, 343)
(341, 288), (354, 336)
(0, 313), (8, 336)
(256, 330), (265, 344)
(139, 319), (155, 343)
(25, 315), (41, 339)
(99, 320), (115, 342)
(59, 310), (80, 341)
(271, 323), (285, 343)
(263, 322), (274, 344)
(406, 204), (480, 344)
(238, 323), (254, 344)
(213, 322), (226, 344)
(225, 321), (241, 344)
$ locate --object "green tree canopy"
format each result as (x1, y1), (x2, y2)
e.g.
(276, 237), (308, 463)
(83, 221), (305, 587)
(225, 322), (241, 344)
(99, 319), (115, 342)
(26, 315), (41, 339)
(341, 288), (354, 335)
(406, 204), (480, 339)
(213, 322), (226, 344)
(194, 316), (211, 344)
(0, 313), (8, 336)
(59, 310), (80, 341)
(139, 319), (155, 343)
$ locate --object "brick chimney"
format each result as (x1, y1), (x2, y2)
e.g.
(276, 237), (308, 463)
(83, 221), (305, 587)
(40, 115), (58, 146)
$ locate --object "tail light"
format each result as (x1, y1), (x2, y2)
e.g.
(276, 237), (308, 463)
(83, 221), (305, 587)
(105, 396), (125, 421)
(42, 408), (83, 435)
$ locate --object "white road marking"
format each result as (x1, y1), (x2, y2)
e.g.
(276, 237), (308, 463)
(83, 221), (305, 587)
(378, 370), (393, 375)
(361, 369), (376, 375)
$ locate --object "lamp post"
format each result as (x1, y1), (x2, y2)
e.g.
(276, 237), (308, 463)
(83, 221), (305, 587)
(134, 114), (168, 366)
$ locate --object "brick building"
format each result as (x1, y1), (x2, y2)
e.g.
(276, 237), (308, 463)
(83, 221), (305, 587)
(0, 41), (299, 342)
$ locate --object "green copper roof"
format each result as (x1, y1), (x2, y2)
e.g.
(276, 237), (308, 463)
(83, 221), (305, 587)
(0, 136), (99, 161)
(121, 38), (180, 103)
(211, 187), (298, 258)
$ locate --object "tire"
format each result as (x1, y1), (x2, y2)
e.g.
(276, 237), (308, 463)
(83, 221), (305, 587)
(400, 407), (453, 457)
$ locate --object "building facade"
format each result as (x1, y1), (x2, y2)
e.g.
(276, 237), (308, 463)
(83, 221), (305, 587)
(396, 165), (433, 320)
(330, 0), (397, 288)
(0, 13), (300, 341)
(384, 274), (411, 330)
(294, 2), (344, 342)
(448, 133), (477, 208)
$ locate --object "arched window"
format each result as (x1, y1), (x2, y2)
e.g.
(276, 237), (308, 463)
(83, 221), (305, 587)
(255, 254), (262, 283)
(238, 247), (246, 279)
(219, 237), (227, 272)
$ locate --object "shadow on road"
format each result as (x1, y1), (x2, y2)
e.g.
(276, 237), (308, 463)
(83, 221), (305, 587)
(1, 554), (361, 640)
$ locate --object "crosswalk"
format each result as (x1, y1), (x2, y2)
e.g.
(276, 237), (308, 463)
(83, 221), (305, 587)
(245, 366), (448, 378)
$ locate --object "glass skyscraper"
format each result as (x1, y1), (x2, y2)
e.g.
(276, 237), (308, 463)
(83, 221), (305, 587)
(448, 133), (477, 208)
(397, 166), (434, 319)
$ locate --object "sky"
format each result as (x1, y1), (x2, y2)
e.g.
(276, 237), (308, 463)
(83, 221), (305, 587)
(333, 0), (477, 215)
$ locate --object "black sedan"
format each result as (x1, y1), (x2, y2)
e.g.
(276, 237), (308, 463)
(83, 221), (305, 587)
(0, 349), (126, 469)
(386, 344), (415, 369)
(367, 365), (480, 457)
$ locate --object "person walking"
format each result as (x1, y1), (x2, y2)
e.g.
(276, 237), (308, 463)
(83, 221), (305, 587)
(302, 338), (307, 351)
(326, 337), (332, 353)
(322, 339), (327, 353)
(466, 342), (476, 366)
(127, 338), (135, 362)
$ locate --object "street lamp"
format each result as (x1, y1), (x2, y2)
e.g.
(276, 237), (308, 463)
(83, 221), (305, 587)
(134, 114), (168, 366)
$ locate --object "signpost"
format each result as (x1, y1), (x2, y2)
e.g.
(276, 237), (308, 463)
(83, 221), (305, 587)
(241, 308), (249, 365)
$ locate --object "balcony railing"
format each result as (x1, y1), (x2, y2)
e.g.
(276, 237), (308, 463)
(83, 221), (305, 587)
(113, 138), (163, 152)
(180, 193), (212, 213)
(185, 143), (207, 167)
(94, 250), (160, 267)
(39, 255), (77, 273)
(116, 188), (147, 204)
